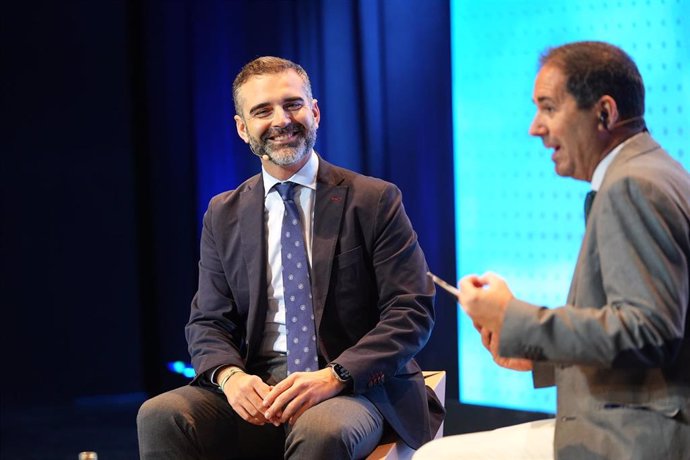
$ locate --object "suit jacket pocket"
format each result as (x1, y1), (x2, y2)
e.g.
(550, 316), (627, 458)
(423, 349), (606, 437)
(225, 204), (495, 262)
(601, 399), (681, 418)
(334, 246), (363, 270)
(332, 246), (367, 294)
(326, 246), (376, 334)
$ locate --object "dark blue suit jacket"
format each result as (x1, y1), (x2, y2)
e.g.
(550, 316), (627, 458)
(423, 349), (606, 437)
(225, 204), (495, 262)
(186, 156), (444, 448)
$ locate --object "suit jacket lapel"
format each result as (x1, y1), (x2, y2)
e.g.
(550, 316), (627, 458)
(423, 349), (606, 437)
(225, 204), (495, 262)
(311, 158), (347, 327)
(569, 132), (660, 305)
(238, 175), (268, 356)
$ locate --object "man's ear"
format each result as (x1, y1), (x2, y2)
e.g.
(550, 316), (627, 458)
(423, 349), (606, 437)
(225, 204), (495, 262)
(234, 114), (250, 143)
(311, 99), (321, 129)
(598, 95), (619, 131)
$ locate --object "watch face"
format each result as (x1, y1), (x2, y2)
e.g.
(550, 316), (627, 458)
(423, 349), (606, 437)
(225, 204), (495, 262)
(331, 363), (351, 382)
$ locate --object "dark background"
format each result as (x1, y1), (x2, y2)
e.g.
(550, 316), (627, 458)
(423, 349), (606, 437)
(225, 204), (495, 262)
(1, 1), (547, 457)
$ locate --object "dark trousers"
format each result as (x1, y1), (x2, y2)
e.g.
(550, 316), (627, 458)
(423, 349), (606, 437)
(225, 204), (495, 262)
(137, 357), (385, 459)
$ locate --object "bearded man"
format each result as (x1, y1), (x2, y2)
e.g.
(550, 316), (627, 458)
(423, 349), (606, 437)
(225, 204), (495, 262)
(137, 56), (444, 460)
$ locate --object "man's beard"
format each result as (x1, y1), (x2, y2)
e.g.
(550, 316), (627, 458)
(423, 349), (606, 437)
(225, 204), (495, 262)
(248, 122), (317, 166)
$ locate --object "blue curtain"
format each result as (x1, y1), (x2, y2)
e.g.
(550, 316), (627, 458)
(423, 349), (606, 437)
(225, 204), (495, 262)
(2, 0), (457, 403)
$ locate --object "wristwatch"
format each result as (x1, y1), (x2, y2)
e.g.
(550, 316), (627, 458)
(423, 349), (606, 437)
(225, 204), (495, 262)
(328, 362), (352, 384)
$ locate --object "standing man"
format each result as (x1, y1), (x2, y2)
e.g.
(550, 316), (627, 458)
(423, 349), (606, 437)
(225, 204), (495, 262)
(417, 41), (690, 459)
(138, 56), (443, 459)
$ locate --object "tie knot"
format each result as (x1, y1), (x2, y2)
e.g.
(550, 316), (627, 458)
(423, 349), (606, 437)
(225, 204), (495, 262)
(275, 182), (297, 202)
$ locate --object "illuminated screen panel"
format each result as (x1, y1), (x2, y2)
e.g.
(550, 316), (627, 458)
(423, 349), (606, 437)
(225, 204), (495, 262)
(451, 0), (690, 413)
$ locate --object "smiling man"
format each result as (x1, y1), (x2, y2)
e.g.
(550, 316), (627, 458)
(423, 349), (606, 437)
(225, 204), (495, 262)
(415, 41), (690, 459)
(233, 66), (319, 171)
(137, 56), (443, 460)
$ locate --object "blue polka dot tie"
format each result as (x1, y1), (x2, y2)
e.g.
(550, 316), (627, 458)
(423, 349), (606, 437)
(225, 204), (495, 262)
(274, 182), (318, 374)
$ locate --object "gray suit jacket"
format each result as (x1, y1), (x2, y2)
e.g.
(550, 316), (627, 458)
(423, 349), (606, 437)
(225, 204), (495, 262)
(501, 133), (690, 459)
(185, 156), (444, 449)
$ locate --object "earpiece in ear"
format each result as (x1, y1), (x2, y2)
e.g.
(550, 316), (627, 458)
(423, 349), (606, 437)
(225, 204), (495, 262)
(599, 111), (609, 130)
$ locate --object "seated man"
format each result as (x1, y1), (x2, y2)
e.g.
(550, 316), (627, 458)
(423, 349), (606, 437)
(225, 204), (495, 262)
(137, 56), (444, 460)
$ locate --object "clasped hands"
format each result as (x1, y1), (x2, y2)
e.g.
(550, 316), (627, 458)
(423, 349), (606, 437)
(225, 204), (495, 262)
(220, 367), (345, 426)
(458, 272), (533, 372)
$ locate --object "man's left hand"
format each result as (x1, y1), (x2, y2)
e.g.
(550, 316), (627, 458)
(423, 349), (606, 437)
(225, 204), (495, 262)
(262, 368), (345, 425)
(481, 328), (533, 371)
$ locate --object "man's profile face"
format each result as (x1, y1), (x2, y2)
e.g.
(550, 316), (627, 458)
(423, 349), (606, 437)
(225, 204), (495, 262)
(234, 69), (320, 167)
(528, 64), (601, 181)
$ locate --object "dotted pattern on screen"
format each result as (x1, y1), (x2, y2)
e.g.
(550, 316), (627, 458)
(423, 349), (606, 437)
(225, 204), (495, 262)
(451, 0), (690, 413)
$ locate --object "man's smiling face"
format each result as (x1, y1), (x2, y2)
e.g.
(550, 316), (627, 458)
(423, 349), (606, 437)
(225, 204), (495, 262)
(234, 69), (320, 169)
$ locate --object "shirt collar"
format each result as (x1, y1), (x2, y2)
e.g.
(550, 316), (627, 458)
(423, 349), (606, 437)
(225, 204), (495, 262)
(262, 150), (319, 197)
(590, 132), (643, 191)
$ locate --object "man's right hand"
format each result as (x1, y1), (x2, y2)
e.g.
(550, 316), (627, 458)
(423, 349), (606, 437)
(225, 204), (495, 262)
(480, 328), (533, 372)
(220, 370), (273, 425)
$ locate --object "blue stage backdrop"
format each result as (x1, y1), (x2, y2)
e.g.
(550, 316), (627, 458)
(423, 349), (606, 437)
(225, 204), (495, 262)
(451, 0), (690, 413)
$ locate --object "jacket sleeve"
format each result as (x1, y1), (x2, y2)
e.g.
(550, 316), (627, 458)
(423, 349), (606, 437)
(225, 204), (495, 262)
(186, 197), (246, 386)
(330, 182), (436, 393)
(500, 175), (689, 369)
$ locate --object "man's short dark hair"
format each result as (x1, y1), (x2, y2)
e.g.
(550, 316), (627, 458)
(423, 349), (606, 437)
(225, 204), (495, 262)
(539, 41), (645, 119)
(232, 56), (313, 116)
